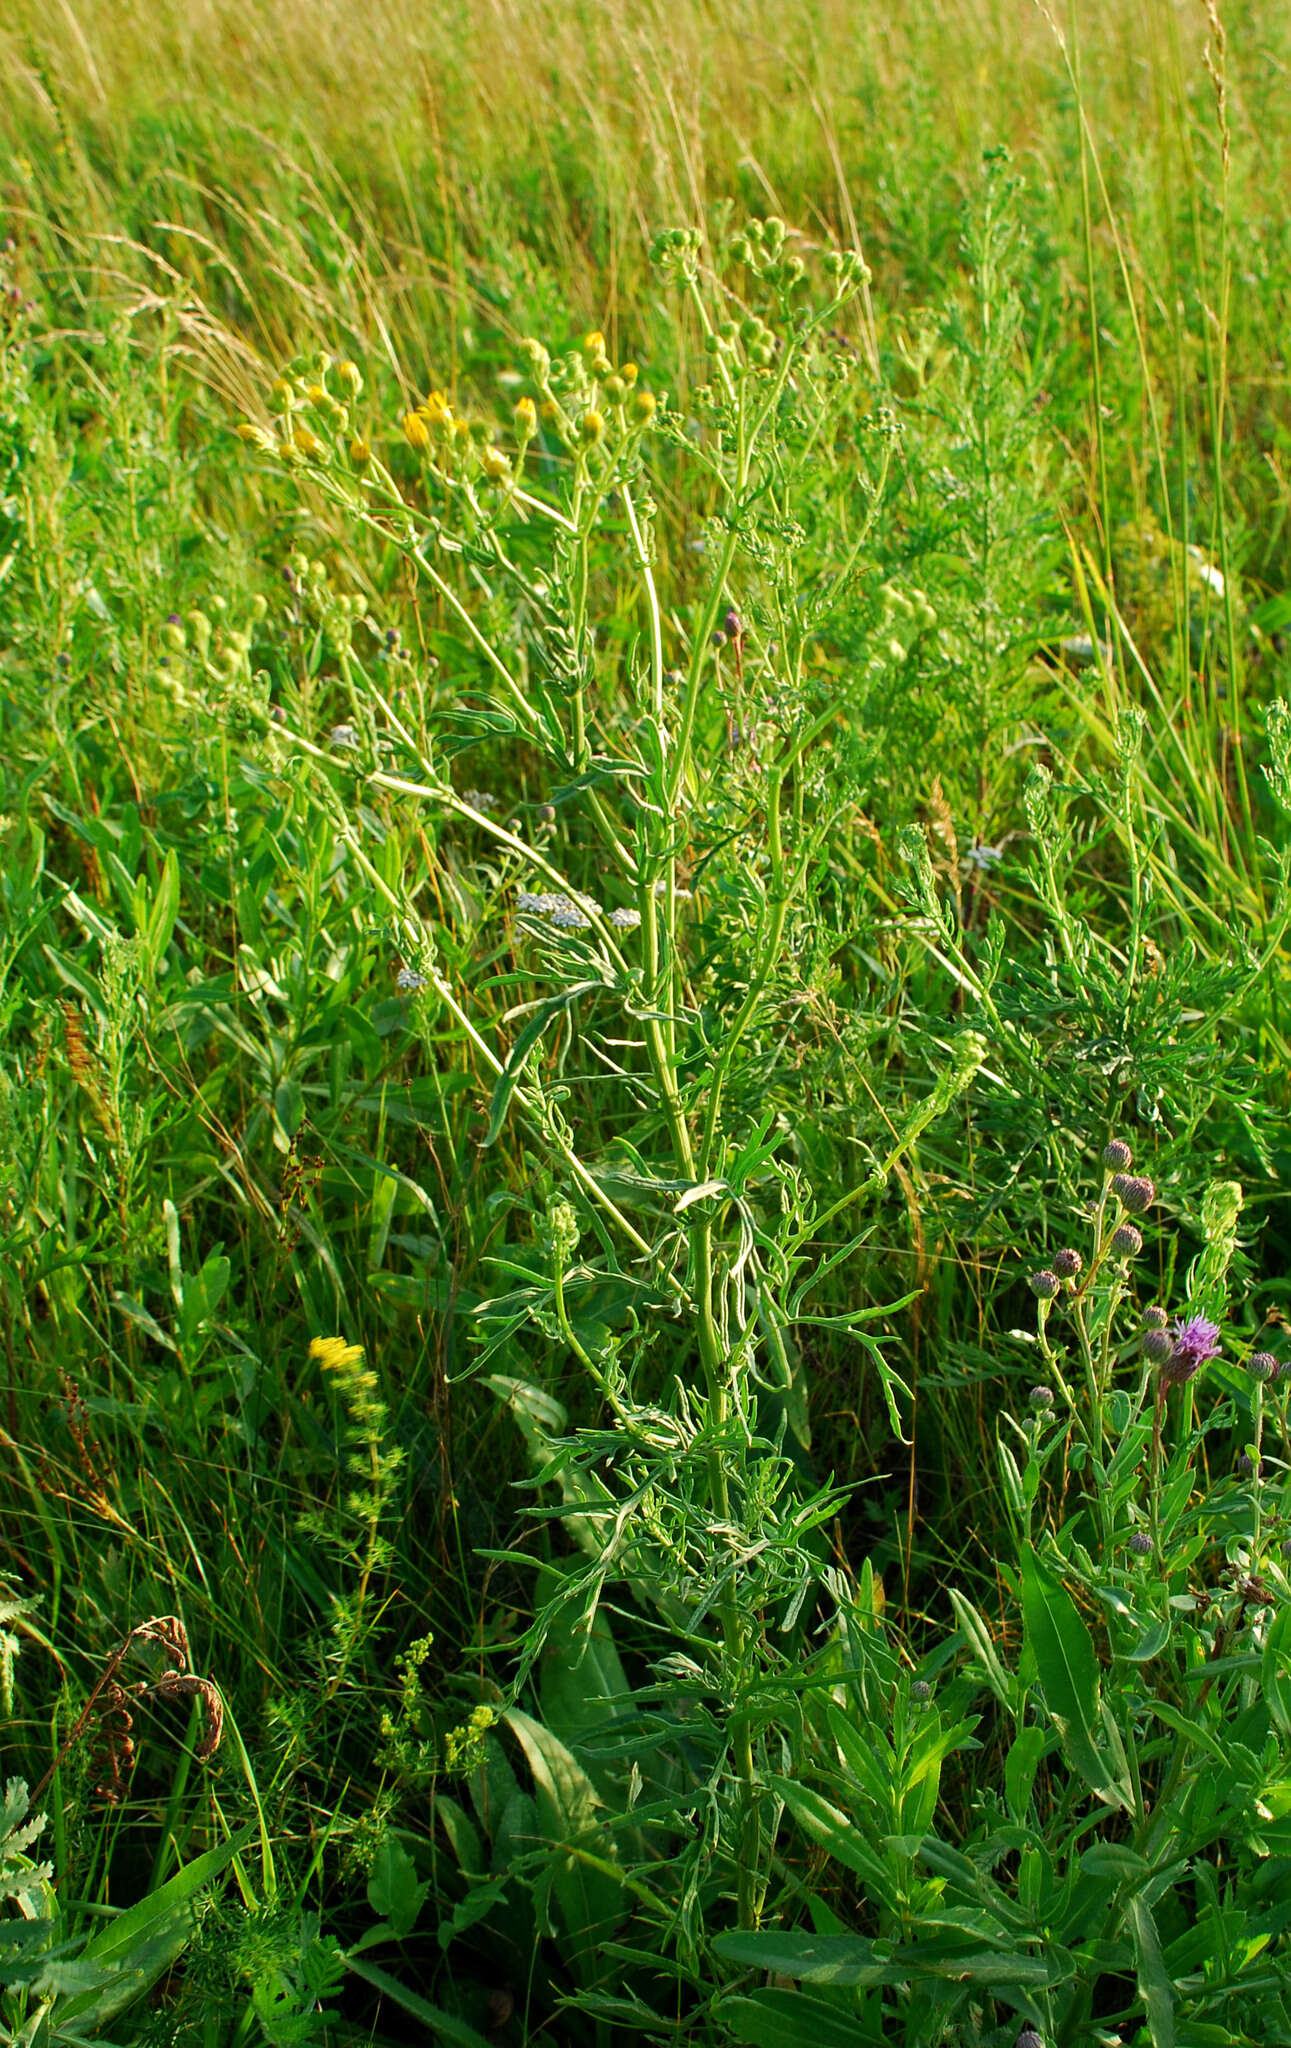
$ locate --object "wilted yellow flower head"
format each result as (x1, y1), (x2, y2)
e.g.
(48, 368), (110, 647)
(402, 411), (431, 451)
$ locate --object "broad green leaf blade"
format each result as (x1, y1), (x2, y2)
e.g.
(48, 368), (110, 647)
(722, 1988), (883, 2046)
(769, 1776), (891, 1895)
(61, 1829), (250, 2024)
(1020, 1545), (1131, 1810)
(1262, 1605), (1291, 1737)
(504, 1707), (623, 1978)
(1127, 1893), (1176, 2048)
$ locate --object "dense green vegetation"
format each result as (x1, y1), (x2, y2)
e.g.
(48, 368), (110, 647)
(3, 1), (1291, 2041)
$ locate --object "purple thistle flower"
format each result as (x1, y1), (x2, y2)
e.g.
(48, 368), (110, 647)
(1161, 1314), (1221, 1386)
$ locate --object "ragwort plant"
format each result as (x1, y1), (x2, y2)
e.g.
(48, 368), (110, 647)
(238, 220), (990, 2021)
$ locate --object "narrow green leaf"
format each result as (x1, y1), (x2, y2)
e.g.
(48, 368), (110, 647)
(1020, 1545), (1131, 1810)
(344, 1956), (494, 2046)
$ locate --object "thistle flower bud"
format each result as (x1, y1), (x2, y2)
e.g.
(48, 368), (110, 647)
(1238, 1453), (1264, 1478)
(1141, 1328), (1174, 1364)
(1051, 1247), (1082, 1279)
(1248, 1351), (1278, 1382)
(1110, 1223), (1143, 1257)
(402, 411), (431, 451)
(1103, 1138), (1133, 1171)
(1142, 1305), (1169, 1330)
(1112, 1173), (1155, 1214)
(1016, 2029), (1044, 2048)
(1128, 1532), (1153, 1556)
(1029, 1386), (1054, 1410)
(910, 1679), (933, 1702)
(1029, 1270), (1061, 1301)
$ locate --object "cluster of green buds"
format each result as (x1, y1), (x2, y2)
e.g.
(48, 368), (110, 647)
(649, 224), (702, 282)
(155, 592), (270, 730)
(283, 550), (370, 656)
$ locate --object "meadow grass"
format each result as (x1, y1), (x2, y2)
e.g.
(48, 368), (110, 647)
(2, 1), (1291, 2043)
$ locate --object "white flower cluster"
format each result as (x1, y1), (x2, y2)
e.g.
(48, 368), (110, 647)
(515, 891), (641, 931)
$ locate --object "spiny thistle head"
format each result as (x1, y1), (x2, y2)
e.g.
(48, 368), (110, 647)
(1029, 1385), (1054, 1410)
(1128, 1531), (1153, 1556)
(1103, 1138), (1133, 1171)
(1142, 1327), (1174, 1364)
(1248, 1351), (1278, 1382)
(1112, 1173), (1155, 1214)
(1110, 1222), (1143, 1257)
(1162, 1315), (1221, 1385)
(1051, 1247), (1082, 1279)
(1028, 1269), (1060, 1301)
(1142, 1305), (1169, 1330)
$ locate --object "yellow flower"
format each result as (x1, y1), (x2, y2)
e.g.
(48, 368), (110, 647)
(310, 1335), (365, 1372)
(481, 447), (511, 482)
(402, 411), (431, 451)
(582, 329), (606, 358)
(578, 408), (606, 444)
(513, 395), (537, 435)
(620, 361), (639, 385)
(293, 424), (322, 457)
(632, 390), (657, 423)
(337, 361), (363, 398)
(349, 437), (372, 467)
(421, 389), (452, 424)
